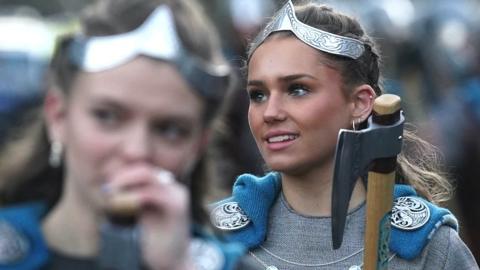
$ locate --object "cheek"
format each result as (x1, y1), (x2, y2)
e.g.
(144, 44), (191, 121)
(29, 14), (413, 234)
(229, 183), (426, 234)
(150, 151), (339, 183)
(305, 106), (336, 129)
(301, 98), (350, 138)
(66, 136), (112, 176)
(64, 115), (117, 184)
(153, 139), (203, 178)
(247, 107), (262, 140)
(305, 118), (340, 153)
(73, 133), (114, 162)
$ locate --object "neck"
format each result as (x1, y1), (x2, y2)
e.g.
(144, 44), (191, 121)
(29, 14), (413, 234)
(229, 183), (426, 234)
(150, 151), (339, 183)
(280, 163), (366, 217)
(42, 178), (100, 257)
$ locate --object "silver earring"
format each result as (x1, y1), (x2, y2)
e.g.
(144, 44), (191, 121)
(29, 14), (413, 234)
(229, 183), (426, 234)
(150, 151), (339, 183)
(352, 119), (362, 131)
(49, 141), (63, 168)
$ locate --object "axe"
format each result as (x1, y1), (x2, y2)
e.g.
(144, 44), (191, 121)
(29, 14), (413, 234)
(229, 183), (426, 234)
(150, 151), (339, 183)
(331, 94), (404, 269)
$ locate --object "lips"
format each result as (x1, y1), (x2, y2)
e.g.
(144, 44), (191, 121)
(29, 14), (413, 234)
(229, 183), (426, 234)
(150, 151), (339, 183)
(267, 134), (298, 143)
(263, 131), (299, 151)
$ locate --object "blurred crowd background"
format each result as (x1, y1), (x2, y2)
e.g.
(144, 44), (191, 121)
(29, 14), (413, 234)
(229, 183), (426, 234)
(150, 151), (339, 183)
(1, 0), (479, 263)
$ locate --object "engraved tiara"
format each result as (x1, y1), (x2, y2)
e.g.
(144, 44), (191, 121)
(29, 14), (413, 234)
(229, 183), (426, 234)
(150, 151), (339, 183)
(251, 0), (365, 59)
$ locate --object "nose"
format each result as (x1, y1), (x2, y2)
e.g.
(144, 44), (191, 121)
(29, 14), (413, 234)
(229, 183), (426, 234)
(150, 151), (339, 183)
(263, 94), (286, 123)
(122, 123), (153, 163)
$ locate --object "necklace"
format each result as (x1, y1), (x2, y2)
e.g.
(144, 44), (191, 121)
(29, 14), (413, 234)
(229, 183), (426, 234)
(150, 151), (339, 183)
(250, 246), (397, 270)
(249, 251), (279, 270)
(249, 245), (364, 269)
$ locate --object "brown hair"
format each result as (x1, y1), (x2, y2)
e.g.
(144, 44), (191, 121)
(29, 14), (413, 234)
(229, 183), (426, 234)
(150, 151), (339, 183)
(247, 2), (452, 204)
(0, 0), (229, 223)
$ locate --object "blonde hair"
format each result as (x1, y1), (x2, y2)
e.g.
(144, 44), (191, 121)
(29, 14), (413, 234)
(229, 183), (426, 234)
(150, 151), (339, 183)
(397, 128), (453, 204)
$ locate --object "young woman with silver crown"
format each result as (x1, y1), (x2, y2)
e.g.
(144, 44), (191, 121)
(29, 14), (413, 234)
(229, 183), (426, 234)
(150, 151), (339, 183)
(211, 1), (479, 269)
(0, 0), (260, 269)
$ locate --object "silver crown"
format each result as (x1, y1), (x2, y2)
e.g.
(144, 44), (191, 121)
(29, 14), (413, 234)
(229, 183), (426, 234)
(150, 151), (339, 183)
(68, 5), (230, 102)
(252, 0), (365, 59)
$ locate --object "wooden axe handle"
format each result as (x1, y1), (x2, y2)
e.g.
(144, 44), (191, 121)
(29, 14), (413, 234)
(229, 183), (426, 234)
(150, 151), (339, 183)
(363, 94), (402, 270)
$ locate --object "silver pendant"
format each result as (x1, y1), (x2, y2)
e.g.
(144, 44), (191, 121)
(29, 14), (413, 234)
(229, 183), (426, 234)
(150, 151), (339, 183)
(391, 196), (430, 230)
(210, 202), (250, 231)
(266, 266), (278, 270)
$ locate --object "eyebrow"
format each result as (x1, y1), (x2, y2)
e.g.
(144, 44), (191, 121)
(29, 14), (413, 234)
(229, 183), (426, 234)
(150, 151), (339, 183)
(281, 74), (318, 82)
(247, 73), (318, 87)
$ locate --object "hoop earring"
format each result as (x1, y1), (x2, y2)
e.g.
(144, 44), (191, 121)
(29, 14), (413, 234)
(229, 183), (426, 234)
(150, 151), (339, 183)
(49, 141), (63, 168)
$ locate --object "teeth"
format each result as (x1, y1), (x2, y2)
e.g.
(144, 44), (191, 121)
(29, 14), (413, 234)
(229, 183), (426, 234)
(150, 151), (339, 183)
(268, 135), (297, 143)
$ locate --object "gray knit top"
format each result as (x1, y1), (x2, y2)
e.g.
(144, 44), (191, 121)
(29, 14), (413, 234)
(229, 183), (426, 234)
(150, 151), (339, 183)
(249, 193), (479, 270)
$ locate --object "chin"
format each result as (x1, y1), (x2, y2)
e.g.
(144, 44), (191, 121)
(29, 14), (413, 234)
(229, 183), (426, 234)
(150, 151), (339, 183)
(267, 158), (318, 176)
(266, 160), (298, 173)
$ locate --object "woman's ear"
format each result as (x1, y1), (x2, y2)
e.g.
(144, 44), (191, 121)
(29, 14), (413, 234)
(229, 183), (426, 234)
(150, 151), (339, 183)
(44, 87), (67, 144)
(350, 84), (376, 123)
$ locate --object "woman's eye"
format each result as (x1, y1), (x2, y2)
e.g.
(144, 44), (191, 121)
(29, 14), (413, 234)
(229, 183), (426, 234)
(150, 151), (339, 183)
(153, 122), (191, 142)
(92, 108), (121, 127)
(248, 89), (267, 103)
(288, 84), (310, 96)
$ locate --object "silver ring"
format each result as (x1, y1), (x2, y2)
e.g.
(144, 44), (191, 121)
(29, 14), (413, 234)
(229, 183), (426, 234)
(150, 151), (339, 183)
(155, 169), (175, 185)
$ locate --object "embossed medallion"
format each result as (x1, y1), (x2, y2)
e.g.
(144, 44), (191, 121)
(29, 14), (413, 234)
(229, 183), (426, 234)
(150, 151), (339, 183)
(190, 238), (224, 270)
(210, 202), (250, 231)
(0, 221), (30, 264)
(391, 197), (430, 230)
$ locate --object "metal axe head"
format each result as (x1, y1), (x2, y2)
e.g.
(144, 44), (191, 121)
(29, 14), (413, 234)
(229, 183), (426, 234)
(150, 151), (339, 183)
(330, 111), (404, 249)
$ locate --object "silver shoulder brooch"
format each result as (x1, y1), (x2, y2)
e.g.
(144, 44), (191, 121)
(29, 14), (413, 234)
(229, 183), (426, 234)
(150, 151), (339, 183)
(190, 238), (224, 270)
(391, 196), (430, 230)
(210, 202), (250, 231)
(0, 220), (30, 264)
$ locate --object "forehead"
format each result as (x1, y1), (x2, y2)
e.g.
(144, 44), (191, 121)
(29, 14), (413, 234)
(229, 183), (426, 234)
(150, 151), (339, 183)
(70, 57), (205, 119)
(248, 35), (339, 79)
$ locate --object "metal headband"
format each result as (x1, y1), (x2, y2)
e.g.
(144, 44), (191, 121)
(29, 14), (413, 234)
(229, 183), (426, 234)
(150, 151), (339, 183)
(66, 5), (230, 102)
(252, 0), (365, 59)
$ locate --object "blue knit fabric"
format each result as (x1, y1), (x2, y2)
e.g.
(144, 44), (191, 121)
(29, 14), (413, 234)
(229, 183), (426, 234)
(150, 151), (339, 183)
(214, 172), (281, 247)
(0, 203), (248, 270)
(193, 225), (247, 270)
(0, 202), (49, 270)
(391, 185), (458, 260)
(216, 239), (247, 270)
(215, 173), (458, 261)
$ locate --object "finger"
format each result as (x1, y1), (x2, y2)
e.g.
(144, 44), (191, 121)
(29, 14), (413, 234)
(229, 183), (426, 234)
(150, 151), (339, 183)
(105, 172), (185, 218)
(138, 182), (189, 217)
(104, 165), (177, 193)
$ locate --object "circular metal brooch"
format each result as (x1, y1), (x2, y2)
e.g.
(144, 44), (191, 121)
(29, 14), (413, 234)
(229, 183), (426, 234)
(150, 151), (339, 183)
(190, 238), (224, 270)
(210, 202), (250, 231)
(0, 220), (30, 264)
(391, 196), (430, 230)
